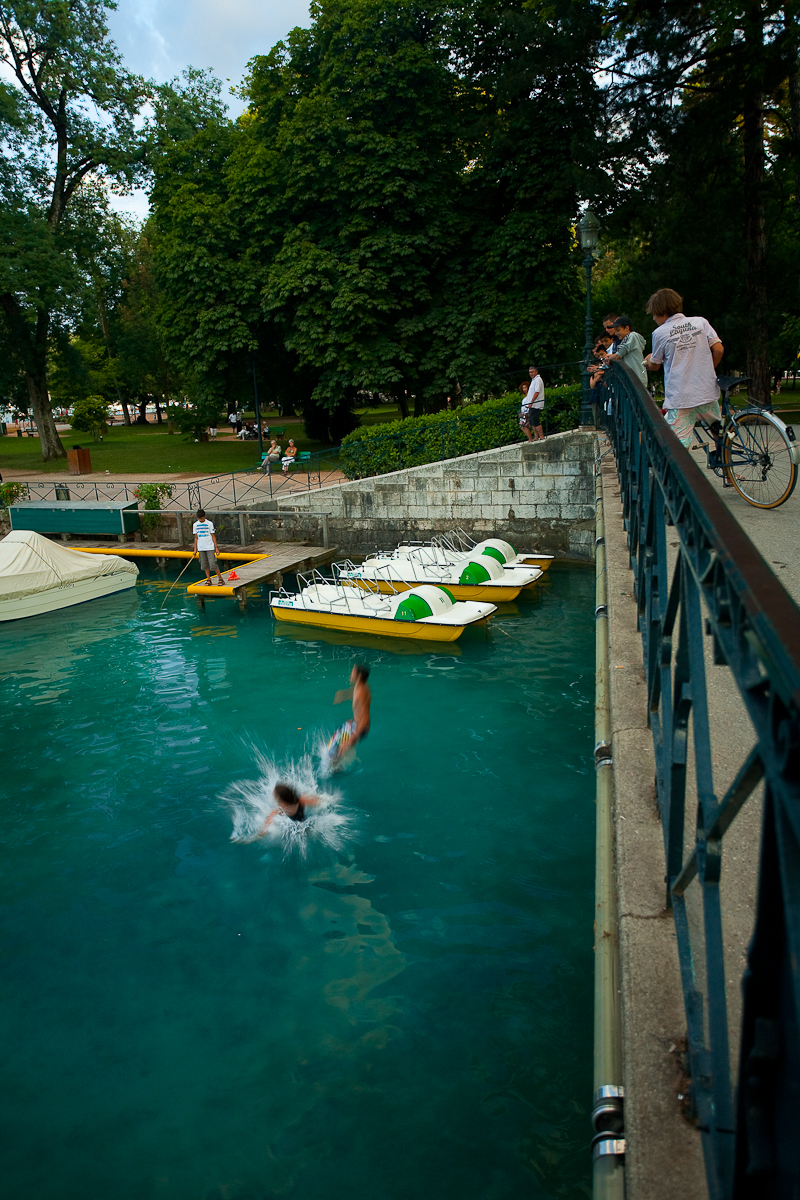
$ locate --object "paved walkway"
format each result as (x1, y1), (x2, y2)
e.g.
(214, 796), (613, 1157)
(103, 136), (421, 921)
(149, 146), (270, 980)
(699, 419), (799, 602)
(602, 424), (798, 1200)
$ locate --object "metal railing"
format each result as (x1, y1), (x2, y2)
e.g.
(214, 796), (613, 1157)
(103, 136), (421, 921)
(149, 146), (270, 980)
(10, 448), (344, 512)
(99, 507), (333, 550)
(601, 363), (800, 1199)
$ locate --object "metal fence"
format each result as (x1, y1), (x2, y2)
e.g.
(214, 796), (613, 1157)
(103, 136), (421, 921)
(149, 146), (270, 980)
(601, 363), (800, 1199)
(11, 447), (344, 511)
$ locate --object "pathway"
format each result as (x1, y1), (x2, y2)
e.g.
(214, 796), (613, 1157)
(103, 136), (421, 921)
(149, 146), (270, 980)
(698, 419), (799, 602)
(602, 423), (799, 1200)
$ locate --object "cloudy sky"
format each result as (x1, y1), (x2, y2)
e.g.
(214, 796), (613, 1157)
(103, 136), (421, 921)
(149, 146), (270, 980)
(107, 0), (311, 216)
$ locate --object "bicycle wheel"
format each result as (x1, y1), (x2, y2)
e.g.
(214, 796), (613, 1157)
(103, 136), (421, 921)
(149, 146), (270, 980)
(722, 412), (798, 508)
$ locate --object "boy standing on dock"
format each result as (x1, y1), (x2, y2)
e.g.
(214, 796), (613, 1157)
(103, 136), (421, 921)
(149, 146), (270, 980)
(192, 509), (225, 586)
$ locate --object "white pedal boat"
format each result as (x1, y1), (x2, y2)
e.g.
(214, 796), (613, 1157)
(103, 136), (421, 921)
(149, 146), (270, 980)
(0, 530), (139, 622)
(341, 545), (542, 602)
(270, 572), (495, 642)
(368, 534), (554, 575)
(437, 531), (554, 572)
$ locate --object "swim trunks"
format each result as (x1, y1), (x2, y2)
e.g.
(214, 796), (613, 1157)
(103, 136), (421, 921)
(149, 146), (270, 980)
(325, 719), (358, 759)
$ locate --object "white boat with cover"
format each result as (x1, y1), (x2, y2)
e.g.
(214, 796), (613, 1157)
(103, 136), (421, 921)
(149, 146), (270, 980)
(0, 530), (139, 622)
(270, 569), (495, 642)
(342, 545), (542, 601)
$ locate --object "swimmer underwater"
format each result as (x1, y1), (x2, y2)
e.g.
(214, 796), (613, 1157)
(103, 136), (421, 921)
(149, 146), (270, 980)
(258, 783), (319, 835)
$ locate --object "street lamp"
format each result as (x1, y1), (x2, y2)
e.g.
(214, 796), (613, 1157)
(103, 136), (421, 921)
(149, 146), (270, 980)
(578, 209), (600, 428)
(250, 352), (263, 459)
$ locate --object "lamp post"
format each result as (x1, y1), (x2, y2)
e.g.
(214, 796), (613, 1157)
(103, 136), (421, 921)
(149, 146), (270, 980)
(250, 352), (263, 459)
(578, 209), (600, 428)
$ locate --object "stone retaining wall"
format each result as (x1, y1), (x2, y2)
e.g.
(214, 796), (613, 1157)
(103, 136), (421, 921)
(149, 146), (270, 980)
(252, 430), (596, 560)
(139, 430), (595, 558)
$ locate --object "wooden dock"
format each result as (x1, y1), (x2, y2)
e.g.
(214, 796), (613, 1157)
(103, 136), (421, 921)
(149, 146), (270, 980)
(187, 541), (337, 610)
(78, 540), (337, 611)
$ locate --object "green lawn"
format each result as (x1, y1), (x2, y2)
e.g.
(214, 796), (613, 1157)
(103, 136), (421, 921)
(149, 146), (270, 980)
(1, 406), (403, 476)
(352, 404), (402, 426)
(1, 422), (324, 476)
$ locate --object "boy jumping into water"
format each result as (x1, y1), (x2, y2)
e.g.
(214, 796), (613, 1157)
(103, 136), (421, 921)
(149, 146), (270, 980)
(258, 784), (319, 835)
(329, 663), (371, 765)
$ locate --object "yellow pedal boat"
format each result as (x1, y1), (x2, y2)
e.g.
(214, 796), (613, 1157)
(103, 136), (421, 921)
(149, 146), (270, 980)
(341, 548), (542, 602)
(270, 576), (495, 642)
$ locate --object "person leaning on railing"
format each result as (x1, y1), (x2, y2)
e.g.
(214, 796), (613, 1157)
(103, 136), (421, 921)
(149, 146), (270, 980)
(589, 336), (613, 411)
(643, 288), (724, 448)
(607, 316), (647, 384)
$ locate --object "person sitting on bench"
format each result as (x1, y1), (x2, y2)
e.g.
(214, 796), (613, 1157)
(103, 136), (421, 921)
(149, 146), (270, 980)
(281, 439), (298, 473)
(261, 439), (282, 473)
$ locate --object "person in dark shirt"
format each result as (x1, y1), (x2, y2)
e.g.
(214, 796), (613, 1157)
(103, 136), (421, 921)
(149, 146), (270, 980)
(258, 783), (319, 835)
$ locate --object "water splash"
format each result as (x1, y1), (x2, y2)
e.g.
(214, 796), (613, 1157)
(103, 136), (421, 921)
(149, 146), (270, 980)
(224, 750), (356, 859)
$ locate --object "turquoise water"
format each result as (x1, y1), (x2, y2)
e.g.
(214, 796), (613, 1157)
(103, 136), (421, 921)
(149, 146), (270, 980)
(0, 564), (595, 1200)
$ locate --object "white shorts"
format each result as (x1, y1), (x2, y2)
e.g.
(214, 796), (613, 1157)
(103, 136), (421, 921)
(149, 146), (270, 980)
(664, 401), (721, 448)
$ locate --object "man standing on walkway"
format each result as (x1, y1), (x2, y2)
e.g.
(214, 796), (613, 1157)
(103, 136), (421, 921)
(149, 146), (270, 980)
(192, 508), (225, 587)
(519, 365), (546, 442)
(644, 288), (724, 448)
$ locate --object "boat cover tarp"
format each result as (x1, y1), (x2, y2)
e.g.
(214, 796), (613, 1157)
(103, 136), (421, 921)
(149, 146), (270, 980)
(0, 531), (138, 601)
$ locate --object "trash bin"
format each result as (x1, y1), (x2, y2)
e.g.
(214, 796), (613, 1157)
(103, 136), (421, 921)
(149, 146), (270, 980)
(67, 447), (92, 475)
(55, 485), (71, 501)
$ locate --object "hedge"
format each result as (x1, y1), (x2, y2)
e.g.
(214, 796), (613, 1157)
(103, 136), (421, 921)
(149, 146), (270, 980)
(340, 385), (581, 479)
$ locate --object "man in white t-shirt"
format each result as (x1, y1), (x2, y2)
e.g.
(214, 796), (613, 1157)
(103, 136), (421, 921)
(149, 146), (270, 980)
(519, 365), (545, 442)
(192, 508), (224, 586)
(644, 287), (724, 447)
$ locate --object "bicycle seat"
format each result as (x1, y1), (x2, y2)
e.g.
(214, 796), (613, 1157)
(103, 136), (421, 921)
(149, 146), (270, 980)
(717, 375), (749, 393)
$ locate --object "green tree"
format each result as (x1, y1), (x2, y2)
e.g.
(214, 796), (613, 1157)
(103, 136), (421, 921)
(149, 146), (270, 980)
(605, 0), (800, 402)
(149, 0), (604, 421)
(149, 68), (256, 427)
(248, 0), (467, 413)
(0, 0), (150, 459)
(70, 392), (108, 440)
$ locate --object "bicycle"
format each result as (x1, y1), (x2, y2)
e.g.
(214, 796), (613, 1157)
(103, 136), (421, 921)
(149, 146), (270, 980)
(689, 375), (799, 508)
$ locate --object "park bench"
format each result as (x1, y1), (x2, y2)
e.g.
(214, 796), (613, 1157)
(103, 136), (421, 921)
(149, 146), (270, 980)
(284, 451), (311, 472)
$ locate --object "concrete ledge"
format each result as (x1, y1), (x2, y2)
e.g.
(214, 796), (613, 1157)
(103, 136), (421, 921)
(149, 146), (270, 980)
(602, 457), (707, 1200)
(618, 916), (706, 1199)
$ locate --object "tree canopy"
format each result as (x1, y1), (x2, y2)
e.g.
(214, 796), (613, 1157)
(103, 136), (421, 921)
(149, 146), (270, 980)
(148, 0), (604, 426)
(598, 0), (800, 399)
(2, 0), (797, 458)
